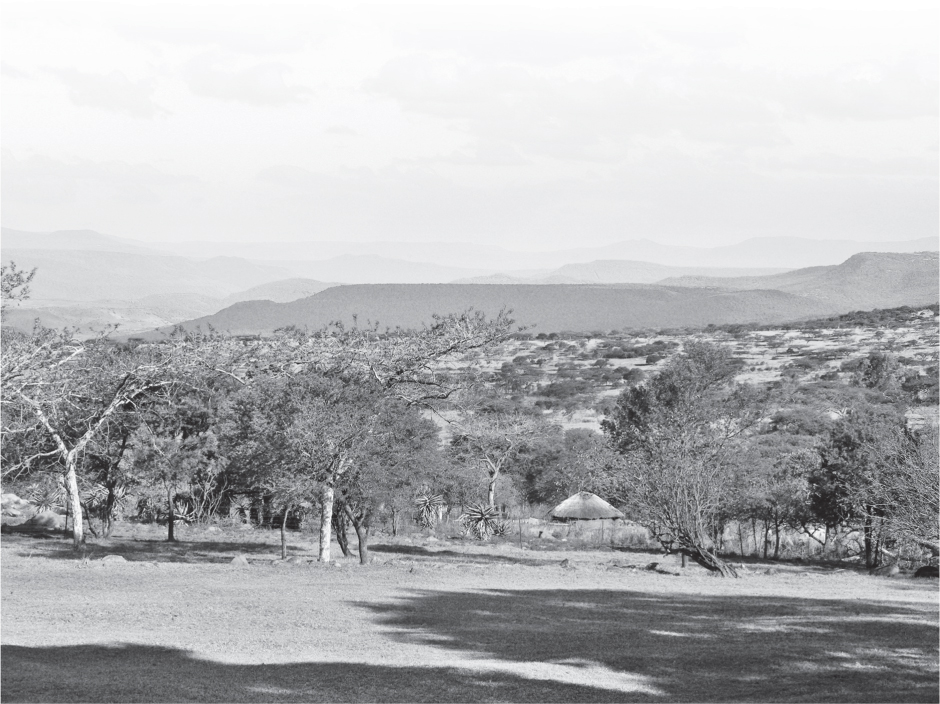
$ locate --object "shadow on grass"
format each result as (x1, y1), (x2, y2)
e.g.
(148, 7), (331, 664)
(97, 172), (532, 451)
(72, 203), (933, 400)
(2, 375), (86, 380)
(1, 643), (627, 703)
(6, 534), (311, 564)
(369, 543), (559, 567)
(358, 588), (940, 703)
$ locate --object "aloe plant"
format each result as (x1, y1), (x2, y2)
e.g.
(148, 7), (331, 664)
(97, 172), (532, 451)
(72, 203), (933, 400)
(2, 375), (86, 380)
(414, 493), (444, 529)
(460, 503), (505, 540)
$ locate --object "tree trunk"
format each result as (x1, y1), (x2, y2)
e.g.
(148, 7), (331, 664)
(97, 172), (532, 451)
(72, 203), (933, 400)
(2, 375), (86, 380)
(773, 520), (781, 560)
(391, 508), (398, 537)
(762, 521), (769, 560)
(688, 545), (738, 577)
(864, 509), (874, 568)
(166, 486), (176, 542)
(64, 457), (84, 549)
(487, 472), (498, 509)
(280, 504), (290, 560)
(344, 504), (371, 565)
(318, 485), (334, 562)
(102, 482), (116, 538)
(332, 506), (350, 558)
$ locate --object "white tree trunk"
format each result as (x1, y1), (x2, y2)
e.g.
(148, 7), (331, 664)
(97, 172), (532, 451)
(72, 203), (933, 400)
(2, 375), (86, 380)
(319, 484), (334, 562)
(65, 455), (84, 548)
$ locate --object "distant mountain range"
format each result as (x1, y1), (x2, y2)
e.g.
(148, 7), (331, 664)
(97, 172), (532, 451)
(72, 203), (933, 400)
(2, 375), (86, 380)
(144, 234), (938, 270)
(142, 252), (939, 336)
(456, 261), (789, 285)
(661, 252), (939, 311)
(2, 227), (936, 334)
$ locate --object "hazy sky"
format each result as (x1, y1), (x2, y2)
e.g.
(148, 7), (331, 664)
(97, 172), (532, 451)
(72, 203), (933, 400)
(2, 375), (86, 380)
(2, 0), (937, 249)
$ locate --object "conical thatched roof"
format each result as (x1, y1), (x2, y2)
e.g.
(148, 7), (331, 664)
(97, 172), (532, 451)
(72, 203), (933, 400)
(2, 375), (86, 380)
(550, 492), (624, 521)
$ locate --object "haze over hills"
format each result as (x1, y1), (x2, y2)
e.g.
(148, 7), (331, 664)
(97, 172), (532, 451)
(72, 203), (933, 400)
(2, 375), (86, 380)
(457, 261), (789, 285)
(145, 235), (938, 270)
(266, 255), (491, 284)
(0, 228), (158, 254)
(3, 227), (936, 334)
(220, 279), (336, 306)
(146, 251), (939, 336)
(661, 251), (939, 310)
(0, 248), (293, 301)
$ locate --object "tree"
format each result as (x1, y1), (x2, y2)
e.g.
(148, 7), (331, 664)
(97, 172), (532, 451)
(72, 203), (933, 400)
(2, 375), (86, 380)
(603, 342), (763, 577)
(132, 391), (228, 542)
(812, 404), (907, 567)
(450, 406), (551, 510)
(1, 333), (195, 548)
(865, 423), (939, 559)
(335, 399), (444, 563)
(219, 372), (383, 562)
(1, 261), (36, 318)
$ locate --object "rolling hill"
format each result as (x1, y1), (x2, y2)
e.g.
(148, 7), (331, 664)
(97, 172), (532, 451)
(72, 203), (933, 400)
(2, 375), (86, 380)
(151, 284), (833, 337)
(661, 251), (939, 310)
(144, 251), (939, 336)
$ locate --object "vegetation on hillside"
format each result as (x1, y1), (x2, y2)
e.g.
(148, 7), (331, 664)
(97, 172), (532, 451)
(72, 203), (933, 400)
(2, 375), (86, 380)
(2, 263), (938, 577)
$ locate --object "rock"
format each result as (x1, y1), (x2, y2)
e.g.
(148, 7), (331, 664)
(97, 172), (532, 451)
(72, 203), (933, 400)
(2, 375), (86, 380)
(869, 563), (899, 577)
(230, 554), (250, 567)
(1, 493), (29, 510)
(3, 509), (22, 518)
(24, 511), (66, 531)
(425, 536), (439, 543)
(914, 565), (939, 579)
(285, 556), (305, 565)
(100, 554), (127, 563)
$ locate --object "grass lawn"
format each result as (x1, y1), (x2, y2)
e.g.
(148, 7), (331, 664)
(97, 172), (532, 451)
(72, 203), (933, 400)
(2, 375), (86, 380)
(2, 523), (938, 702)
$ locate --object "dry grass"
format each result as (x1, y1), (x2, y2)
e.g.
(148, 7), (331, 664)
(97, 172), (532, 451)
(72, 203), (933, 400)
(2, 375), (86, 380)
(2, 523), (938, 702)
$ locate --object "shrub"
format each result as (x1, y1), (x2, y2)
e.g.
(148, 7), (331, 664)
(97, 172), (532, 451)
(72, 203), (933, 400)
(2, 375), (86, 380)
(460, 503), (504, 540)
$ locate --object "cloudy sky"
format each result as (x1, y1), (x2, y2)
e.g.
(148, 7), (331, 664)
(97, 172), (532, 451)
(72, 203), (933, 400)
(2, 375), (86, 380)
(2, 0), (937, 249)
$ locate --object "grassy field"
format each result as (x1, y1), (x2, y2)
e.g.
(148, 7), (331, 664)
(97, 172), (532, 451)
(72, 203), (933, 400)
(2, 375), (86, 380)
(2, 523), (938, 703)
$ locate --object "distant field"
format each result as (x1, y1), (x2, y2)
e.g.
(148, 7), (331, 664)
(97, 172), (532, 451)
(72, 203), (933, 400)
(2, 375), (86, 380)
(2, 524), (938, 703)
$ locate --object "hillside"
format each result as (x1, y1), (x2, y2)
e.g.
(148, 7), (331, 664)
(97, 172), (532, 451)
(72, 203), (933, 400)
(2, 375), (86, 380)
(0, 227), (158, 254)
(661, 251), (939, 310)
(0, 249), (292, 301)
(220, 278), (337, 306)
(152, 284), (833, 336)
(2, 281), (337, 336)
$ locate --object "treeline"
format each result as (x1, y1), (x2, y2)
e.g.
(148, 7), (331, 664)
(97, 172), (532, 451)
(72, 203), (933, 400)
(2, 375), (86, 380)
(1, 263), (937, 576)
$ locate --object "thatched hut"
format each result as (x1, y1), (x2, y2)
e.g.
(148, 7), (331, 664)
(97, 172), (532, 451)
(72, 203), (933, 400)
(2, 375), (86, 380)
(550, 491), (624, 522)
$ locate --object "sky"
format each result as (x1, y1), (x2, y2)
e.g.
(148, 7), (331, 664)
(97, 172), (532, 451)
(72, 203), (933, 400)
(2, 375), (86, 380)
(1, 0), (937, 249)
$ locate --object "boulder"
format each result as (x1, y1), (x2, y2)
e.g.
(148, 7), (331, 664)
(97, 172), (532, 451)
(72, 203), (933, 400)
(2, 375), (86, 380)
(100, 555), (127, 564)
(914, 565), (939, 579)
(230, 554), (250, 567)
(24, 511), (66, 531)
(869, 563), (900, 577)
